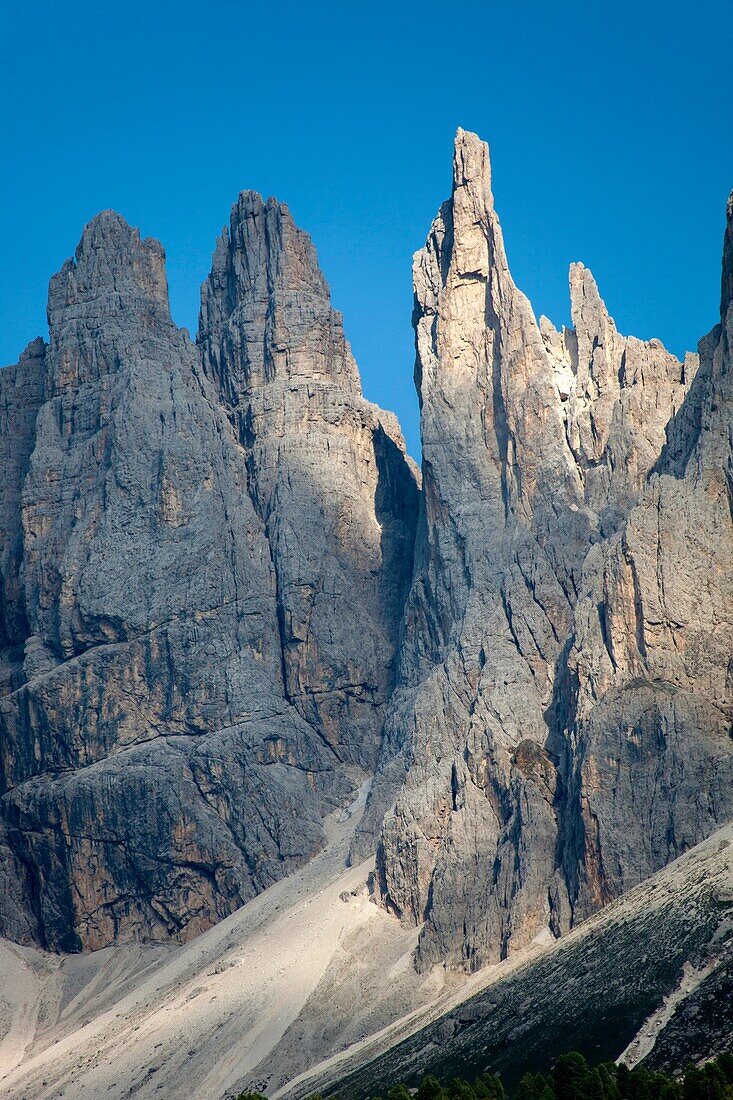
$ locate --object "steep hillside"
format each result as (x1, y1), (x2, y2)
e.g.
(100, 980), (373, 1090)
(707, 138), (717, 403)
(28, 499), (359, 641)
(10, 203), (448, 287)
(286, 827), (733, 1099)
(1, 799), (730, 1099)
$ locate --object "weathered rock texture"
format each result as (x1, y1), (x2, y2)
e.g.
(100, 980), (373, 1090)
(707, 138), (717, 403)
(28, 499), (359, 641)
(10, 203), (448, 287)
(0, 205), (418, 952)
(198, 193), (419, 767)
(564, 190), (733, 920)
(1, 131), (732, 976)
(0, 337), (46, 691)
(368, 130), (733, 971)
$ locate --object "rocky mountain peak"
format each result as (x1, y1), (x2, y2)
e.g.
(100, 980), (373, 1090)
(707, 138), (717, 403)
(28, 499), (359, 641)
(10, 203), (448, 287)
(371, 129), (731, 973)
(44, 211), (173, 396)
(199, 189), (361, 403)
(1, 129), (731, 983)
(453, 126), (490, 180)
(0, 186), (417, 951)
(450, 128), (497, 272)
(49, 210), (169, 323)
(568, 261), (608, 329)
(199, 186), (419, 769)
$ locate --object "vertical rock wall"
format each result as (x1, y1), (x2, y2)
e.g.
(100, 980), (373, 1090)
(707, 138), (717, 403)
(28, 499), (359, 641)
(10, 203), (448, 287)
(0, 205), (418, 951)
(370, 131), (732, 972)
(198, 194), (419, 769)
(1, 133), (731, 971)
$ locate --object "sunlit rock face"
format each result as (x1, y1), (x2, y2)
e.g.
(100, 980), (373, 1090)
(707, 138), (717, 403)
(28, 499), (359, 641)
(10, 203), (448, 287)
(564, 191), (733, 922)
(0, 205), (418, 952)
(368, 130), (733, 971)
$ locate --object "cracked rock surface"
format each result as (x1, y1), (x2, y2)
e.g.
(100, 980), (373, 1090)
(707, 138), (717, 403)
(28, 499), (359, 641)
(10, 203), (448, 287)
(0, 206), (418, 951)
(198, 193), (419, 769)
(1, 131), (733, 977)
(366, 131), (733, 971)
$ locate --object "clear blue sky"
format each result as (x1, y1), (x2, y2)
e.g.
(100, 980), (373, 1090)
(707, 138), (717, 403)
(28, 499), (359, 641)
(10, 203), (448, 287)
(2, 1), (732, 458)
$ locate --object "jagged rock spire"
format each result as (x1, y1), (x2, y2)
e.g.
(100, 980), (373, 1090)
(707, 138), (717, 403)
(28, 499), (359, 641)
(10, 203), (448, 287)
(374, 130), (592, 969)
(558, 260), (692, 532)
(0, 209), (361, 950)
(199, 191), (361, 405)
(49, 212), (169, 322)
(1, 133), (731, 978)
(198, 189), (419, 771)
(371, 129), (712, 972)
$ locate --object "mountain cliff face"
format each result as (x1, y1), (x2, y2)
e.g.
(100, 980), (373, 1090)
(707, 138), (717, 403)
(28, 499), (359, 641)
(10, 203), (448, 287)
(0, 130), (731, 975)
(564, 191), (733, 920)
(0, 206), (418, 952)
(368, 130), (733, 970)
(198, 193), (419, 768)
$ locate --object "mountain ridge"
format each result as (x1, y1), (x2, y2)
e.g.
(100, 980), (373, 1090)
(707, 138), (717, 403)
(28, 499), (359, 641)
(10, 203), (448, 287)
(0, 129), (732, 992)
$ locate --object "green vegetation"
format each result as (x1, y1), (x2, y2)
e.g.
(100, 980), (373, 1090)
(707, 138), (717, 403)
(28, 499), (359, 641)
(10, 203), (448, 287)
(234, 1050), (733, 1100)
(388, 1053), (733, 1100)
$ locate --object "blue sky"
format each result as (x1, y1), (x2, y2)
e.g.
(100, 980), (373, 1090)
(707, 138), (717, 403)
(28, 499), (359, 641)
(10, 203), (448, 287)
(2, 1), (732, 458)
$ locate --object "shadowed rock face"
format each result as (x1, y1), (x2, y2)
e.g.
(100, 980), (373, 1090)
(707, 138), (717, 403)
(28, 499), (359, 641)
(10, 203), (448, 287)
(0, 337), (46, 682)
(198, 193), (419, 769)
(0, 207), (418, 951)
(367, 130), (733, 971)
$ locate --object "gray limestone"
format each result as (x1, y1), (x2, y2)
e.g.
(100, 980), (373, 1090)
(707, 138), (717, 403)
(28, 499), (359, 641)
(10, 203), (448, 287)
(198, 193), (419, 769)
(1, 133), (732, 981)
(0, 206), (418, 951)
(367, 131), (733, 972)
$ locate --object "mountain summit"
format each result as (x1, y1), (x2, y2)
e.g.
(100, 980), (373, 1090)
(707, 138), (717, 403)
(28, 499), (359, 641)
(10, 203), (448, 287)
(0, 132), (732, 986)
